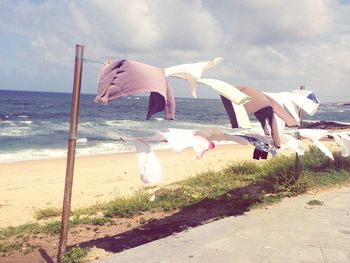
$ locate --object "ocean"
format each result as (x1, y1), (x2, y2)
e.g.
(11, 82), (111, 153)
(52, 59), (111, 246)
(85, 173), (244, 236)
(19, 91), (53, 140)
(1, 90), (349, 163)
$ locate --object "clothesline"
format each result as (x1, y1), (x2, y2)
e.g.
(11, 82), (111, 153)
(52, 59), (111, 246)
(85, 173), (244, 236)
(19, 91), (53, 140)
(82, 58), (105, 64)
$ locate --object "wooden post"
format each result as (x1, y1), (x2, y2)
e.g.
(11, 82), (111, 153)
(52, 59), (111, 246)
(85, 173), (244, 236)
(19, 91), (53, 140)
(57, 44), (84, 263)
(295, 85), (305, 177)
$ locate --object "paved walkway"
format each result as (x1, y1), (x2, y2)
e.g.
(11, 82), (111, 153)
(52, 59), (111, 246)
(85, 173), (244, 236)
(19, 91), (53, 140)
(97, 187), (350, 263)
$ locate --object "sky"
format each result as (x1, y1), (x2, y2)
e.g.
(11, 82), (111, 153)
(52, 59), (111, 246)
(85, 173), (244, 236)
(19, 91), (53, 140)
(0, 0), (349, 101)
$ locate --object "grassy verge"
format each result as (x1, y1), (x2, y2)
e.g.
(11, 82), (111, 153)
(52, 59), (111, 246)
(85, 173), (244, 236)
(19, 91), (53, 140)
(1, 146), (349, 258)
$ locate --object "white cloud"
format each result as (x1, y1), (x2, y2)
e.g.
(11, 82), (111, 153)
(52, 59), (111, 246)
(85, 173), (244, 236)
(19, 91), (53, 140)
(203, 0), (333, 45)
(0, 0), (349, 100)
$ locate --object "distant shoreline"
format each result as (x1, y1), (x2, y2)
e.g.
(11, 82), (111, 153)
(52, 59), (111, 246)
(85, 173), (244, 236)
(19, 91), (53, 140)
(301, 120), (350, 130)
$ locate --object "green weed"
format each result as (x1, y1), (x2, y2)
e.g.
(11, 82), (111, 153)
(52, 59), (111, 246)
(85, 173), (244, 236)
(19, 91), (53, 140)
(104, 190), (153, 218)
(34, 207), (61, 220)
(63, 247), (89, 263)
(307, 199), (324, 206)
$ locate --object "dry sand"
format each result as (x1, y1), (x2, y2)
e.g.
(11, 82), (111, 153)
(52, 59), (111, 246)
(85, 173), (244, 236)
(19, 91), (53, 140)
(0, 144), (260, 228)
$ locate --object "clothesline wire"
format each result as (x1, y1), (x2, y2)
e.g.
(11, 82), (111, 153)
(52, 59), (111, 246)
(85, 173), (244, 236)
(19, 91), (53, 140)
(82, 58), (105, 65)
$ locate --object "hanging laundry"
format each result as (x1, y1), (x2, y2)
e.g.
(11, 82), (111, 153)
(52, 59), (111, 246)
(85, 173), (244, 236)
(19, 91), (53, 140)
(264, 91), (319, 125)
(280, 134), (306, 155)
(192, 135), (216, 159)
(155, 128), (215, 159)
(291, 89), (320, 108)
(297, 129), (334, 160)
(221, 86), (298, 148)
(220, 96), (251, 128)
(194, 128), (250, 145)
(164, 57), (223, 97)
(194, 127), (277, 160)
(331, 132), (350, 157)
(197, 79), (251, 105)
(134, 139), (162, 184)
(237, 134), (277, 160)
(196, 79), (252, 128)
(95, 59), (175, 120)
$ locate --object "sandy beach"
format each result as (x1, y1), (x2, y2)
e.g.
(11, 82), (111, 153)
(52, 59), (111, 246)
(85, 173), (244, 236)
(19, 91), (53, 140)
(0, 143), (262, 228)
(0, 133), (346, 229)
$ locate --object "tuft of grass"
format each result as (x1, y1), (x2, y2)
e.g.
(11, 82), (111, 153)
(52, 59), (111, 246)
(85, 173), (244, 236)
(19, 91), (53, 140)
(38, 221), (61, 235)
(0, 241), (38, 255)
(152, 186), (190, 212)
(302, 146), (350, 172)
(0, 216), (115, 240)
(34, 207), (61, 220)
(71, 217), (115, 226)
(72, 203), (108, 218)
(258, 155), (305, 195)
(307, 199), (324, 206)
(0, 241), (22, 253)
(223, 161), (261, 176)
(34, 203), (109, 220)
(63, 247), (89, 263)
(104, 190), (153, 218)
(0, 222), (60, 238)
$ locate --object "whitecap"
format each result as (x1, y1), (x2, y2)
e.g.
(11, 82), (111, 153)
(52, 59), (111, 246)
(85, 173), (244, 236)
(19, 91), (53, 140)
(77, 137), (88, 144)
(76, 142), (134, 156)
(0, 149), (67, 163)
(17, 115), (29, 118)
(20, 120), (33, 125)
(105, 120), (119, 126)
(0, 126), (31, 136)
(80, 121), (95, 127)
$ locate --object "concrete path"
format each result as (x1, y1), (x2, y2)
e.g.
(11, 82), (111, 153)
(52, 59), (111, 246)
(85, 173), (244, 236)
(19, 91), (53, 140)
(96, 187), (350, 263)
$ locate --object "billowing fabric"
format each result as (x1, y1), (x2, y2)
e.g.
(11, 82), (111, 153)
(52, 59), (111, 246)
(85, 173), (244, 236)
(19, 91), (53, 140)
(261, 93), (299, 127)
(221, 86), (297, 148)
(194, 128), (276, 160)
(156, 128), (215, 159)
(283, 92), (319, 116)
(192, 135), (216, 159)
(298, 129), (334, 160)
(195, 128), (250, 145)
(264, 91), (319, 125)
(134, 139), (162, 184)
(263, 92), (291, 134)
(253, 148), (268, 160)
(291, 89), (320, 111)
(220, 96), (251, 128)
(95, 59), (175, 120)
(237, 134), (277, 159)
(164, 57), (223, 97)
(197, 79), (251, 105)
(281, 134), (305, 155)
(332, 132), (350, 157)
(243, 86), (298, 148)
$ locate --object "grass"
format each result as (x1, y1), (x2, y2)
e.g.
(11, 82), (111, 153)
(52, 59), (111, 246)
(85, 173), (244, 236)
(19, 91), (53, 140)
(34, 203), (109, 220)
(1, 146), (349, 258)
(0, 241), (38, 256)
(0, 221), (61, 238)
(307, 199), (324, 206)
(62, 247), (89, 263)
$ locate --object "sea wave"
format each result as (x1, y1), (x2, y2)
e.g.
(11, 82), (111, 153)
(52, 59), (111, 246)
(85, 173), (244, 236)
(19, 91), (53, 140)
(0, 149), (67, 163)
(17, 114), (29, 118)
(0, 126), (32, 137)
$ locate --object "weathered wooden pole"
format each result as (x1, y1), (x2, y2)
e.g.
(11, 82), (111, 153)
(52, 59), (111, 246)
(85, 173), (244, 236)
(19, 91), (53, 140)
(295, 85), (305, 177)
(57, 44), (84, 263)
